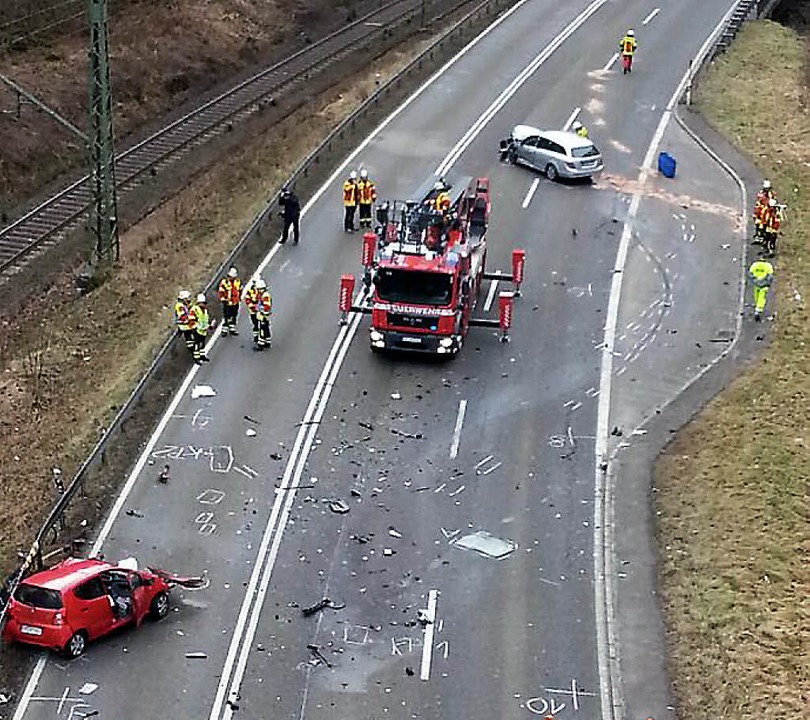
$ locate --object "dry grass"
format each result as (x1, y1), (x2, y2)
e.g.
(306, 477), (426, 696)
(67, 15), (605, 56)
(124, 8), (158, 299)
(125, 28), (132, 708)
(655, 20), (809, 720)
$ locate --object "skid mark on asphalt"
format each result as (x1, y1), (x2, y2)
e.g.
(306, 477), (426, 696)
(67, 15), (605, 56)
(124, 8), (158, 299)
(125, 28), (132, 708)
(595, 173), (740, 224)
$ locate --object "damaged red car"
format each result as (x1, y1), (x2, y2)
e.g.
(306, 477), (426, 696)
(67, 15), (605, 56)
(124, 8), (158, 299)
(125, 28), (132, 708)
(2, 557), (171, 657)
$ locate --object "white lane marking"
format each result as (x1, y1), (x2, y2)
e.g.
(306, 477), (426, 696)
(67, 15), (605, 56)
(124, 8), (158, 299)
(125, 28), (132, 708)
(449, 399), (467, 459)
(521, 178), (540, 208)
(435, 0), (611, 176)
(592, 3), (745, 720)
(212, 297), (364, 720)
(419, 589), (439, 681)
(562, 106), (582, 132)
(602, 53), (619, 72)
(642, 8), (661, 25)
(483, 277), (500, 311)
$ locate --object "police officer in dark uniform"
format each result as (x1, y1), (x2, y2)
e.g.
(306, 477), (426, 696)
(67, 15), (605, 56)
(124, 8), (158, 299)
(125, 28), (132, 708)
(279, 186), (301, 244)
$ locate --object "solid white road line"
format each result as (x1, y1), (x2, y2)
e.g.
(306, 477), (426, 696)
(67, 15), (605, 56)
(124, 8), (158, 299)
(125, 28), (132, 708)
(602, 52), (619, 72)
(435, 0), (611, 177)
(562, 106), (582, 131)
(592, 3), (747, 720)
(420, 589), (439, 681)
(642, 8), (661, 25)
(449, 399), (467, 459)
(483, 277), (500, 312)
(521, 178), (540, 209)
(11, 659), (45, 720)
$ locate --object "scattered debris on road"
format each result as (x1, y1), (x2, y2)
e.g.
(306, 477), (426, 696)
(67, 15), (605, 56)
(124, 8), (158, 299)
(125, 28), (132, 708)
(388, 527), (402, 539)
(453, 530), (517, 559)
(328, 499), (350, 514)
(302, 598), (345, 617)
(307, 643), (333, 668)
(125, 508), (144, 518)
(78, 683), (98, 695)
(191, 385), (217, 399)
(158, 464), (170, 484)
(358, 420), (374, 431)
(390, 428), (423, 439)
(391, 392), (402, 400)
(244, 415), (261, 425)
(246, 428), (257, 437)
(185, 652), (207, 659)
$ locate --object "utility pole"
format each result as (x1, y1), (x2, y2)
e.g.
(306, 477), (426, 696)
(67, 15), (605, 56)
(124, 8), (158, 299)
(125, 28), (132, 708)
(86, 0), (118, 265)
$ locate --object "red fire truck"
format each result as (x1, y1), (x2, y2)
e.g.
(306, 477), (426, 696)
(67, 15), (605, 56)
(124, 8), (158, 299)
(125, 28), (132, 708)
(338, 175), (525, 356)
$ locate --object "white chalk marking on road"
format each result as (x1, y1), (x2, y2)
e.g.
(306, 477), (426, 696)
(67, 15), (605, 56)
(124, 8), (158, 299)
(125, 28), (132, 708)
(436, 0), (612, 176)
(448, 484), (466, 497)
(484, 277), (500, 312)
(567, 426), (575, 447)
(56, 688), (69, 716)
(602, 53), (619, 72)
(450, 399), (467, 458)
(562, 106), (581, 131)
(436, 640), (450, 659)
(434, 483), (447, 494)
(437, 618), (444, 633)
(419, 590), (439, 681)
(593, 4), (744, 720)
(563, 399), (575, 408)
(538, 576), (561, 587)
(522, 178), (540, 209)
(475, 454), (494, 469)
(480, 462), (502, 476)
(569, 402), (582, 412)
(642, 8), (661, 25)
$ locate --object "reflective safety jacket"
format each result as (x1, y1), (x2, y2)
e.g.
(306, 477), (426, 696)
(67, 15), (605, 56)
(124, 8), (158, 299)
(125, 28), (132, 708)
(748, 260), (774, 287)
(343, 180), (357, 207)
(435, 191), (451, 213)
(575, 125), (589, 138)
(357, 179), (377, 205)
(174, 301), (191, 331)
(218, 276), (242, 306)
(190, 303), (210, 335)
(764, 207), (781, 233)
(753, 189), (774, 223)
(620, 36), (637, 56)
(244, 285), (259, 313)
(256, 290), (273, 319)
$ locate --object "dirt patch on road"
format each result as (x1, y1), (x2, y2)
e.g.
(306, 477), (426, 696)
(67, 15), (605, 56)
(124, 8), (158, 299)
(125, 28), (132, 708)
(656, 21), (809, 720)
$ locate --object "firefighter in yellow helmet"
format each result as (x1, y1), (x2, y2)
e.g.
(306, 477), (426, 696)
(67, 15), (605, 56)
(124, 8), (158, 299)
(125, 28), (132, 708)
(748, 257), (774, 322)
(254, 278), (273, 350)
(244, 279), (260, 345)
(619, 29), (637, 74)
(572, 120), (589, 138)
(356, 168), (377, 229)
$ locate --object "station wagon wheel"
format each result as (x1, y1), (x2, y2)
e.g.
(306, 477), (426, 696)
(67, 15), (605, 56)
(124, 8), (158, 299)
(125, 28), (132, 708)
(149, 591), (170, 620)
(65, 631), (87, 658)
(545, 163), (558, 181)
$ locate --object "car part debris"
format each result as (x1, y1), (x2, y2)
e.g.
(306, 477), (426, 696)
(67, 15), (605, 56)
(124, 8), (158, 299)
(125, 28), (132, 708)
(390, 428), (423, 439)
(307, 643), (333, 668)
(185, 652), (207, 659)
(328, 499), (350, 514)
(151, 568), (208, 589)
(191, 385), (216, 399)
(453, 530), (517, 559)
(246, 428), (257, 437)
(302, 598), (345, 617)
(388, 527), (402, 539)
(358, 421), (374, 431)
(243, 415), (261, 425)
(78, 683), (98, 695)
(125, 508), (144, 518)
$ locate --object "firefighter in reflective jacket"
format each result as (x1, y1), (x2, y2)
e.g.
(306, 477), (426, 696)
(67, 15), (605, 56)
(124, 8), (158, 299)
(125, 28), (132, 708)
(255, 278), (272, 350)
(619, 29), (637, 73)
(244, 279), (260, 344)
(753, 180), (775, 242)
(356, 168), (377, 229)
(174, 290), (194, 355)
(343, 170), (358, 232)
(217, 267), (241, 336)
(572, 121), (589, 138)
(189, 294), (211, 363)
(748, 258), (774, 321)
(761, 199), (782, 256)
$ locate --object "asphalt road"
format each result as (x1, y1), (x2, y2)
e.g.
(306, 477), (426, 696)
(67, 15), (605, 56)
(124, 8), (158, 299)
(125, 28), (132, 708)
(11, 1), (747, 719)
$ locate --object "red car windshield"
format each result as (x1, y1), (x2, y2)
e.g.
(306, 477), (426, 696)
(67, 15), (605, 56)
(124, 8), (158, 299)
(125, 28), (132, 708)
(14, 583), (63, 609)
(376, 268), (453, 306)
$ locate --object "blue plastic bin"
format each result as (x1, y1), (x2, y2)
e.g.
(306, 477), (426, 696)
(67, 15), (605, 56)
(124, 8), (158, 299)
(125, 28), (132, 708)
(658, 151), (676, 178)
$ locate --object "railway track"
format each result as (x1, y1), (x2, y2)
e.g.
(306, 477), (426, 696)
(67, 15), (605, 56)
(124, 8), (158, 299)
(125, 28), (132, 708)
(0, 0), (473, 280)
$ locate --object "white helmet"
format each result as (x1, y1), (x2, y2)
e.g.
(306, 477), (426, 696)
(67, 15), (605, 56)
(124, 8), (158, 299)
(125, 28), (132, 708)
(349, 170), (357, 180)
(256, 278), (267, 290)
(228, 267), (238, 278)
(763, 179), (772, 189)
(197, 293), (206, 303)
(360, 168), (368, 179)
(572, 121), (583, 130)
(178, 290), (191, 300)
(627, 29), (635, 37)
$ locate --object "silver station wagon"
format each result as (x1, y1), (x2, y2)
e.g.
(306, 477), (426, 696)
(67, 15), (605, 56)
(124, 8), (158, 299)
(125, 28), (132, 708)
(499, 125), (604, 180)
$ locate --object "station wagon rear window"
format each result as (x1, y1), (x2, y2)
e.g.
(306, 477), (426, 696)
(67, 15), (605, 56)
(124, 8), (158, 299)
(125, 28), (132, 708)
(571, 145), (600, 158)
(14, 584), (63, 609)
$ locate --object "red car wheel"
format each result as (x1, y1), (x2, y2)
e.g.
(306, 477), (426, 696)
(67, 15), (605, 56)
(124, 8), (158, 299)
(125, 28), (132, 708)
(64, 631), (87, 658)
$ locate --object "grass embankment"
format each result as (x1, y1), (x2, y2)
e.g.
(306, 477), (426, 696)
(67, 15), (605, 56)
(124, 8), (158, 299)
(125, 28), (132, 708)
(655, 21), (808, 720)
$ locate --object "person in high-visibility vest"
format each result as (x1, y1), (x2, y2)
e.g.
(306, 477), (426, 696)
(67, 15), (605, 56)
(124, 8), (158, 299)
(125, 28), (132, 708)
(762, 198), (782, 257)
(343, 170), (358, 232)
(572, 121), (589, 138)
(189, 294), (211, 363)
(356, 168), (377, 229)
(753, 180), (775, 243)
(255, 278), (273, 350)
(217, 267), (242, 336)
(619, 29), (637, 74)
(748, 258), (774, 322)
(174, 290), (194, 355)
(244, 279), (260, 345)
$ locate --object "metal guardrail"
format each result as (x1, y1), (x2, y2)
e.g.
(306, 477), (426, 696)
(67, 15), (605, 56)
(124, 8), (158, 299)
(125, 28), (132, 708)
(0, 0), (439, 279)
(0, 0), (519, 625)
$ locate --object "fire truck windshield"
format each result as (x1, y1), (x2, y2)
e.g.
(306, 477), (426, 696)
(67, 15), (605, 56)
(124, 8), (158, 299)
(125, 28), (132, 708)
(376, 268), (453, 306)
